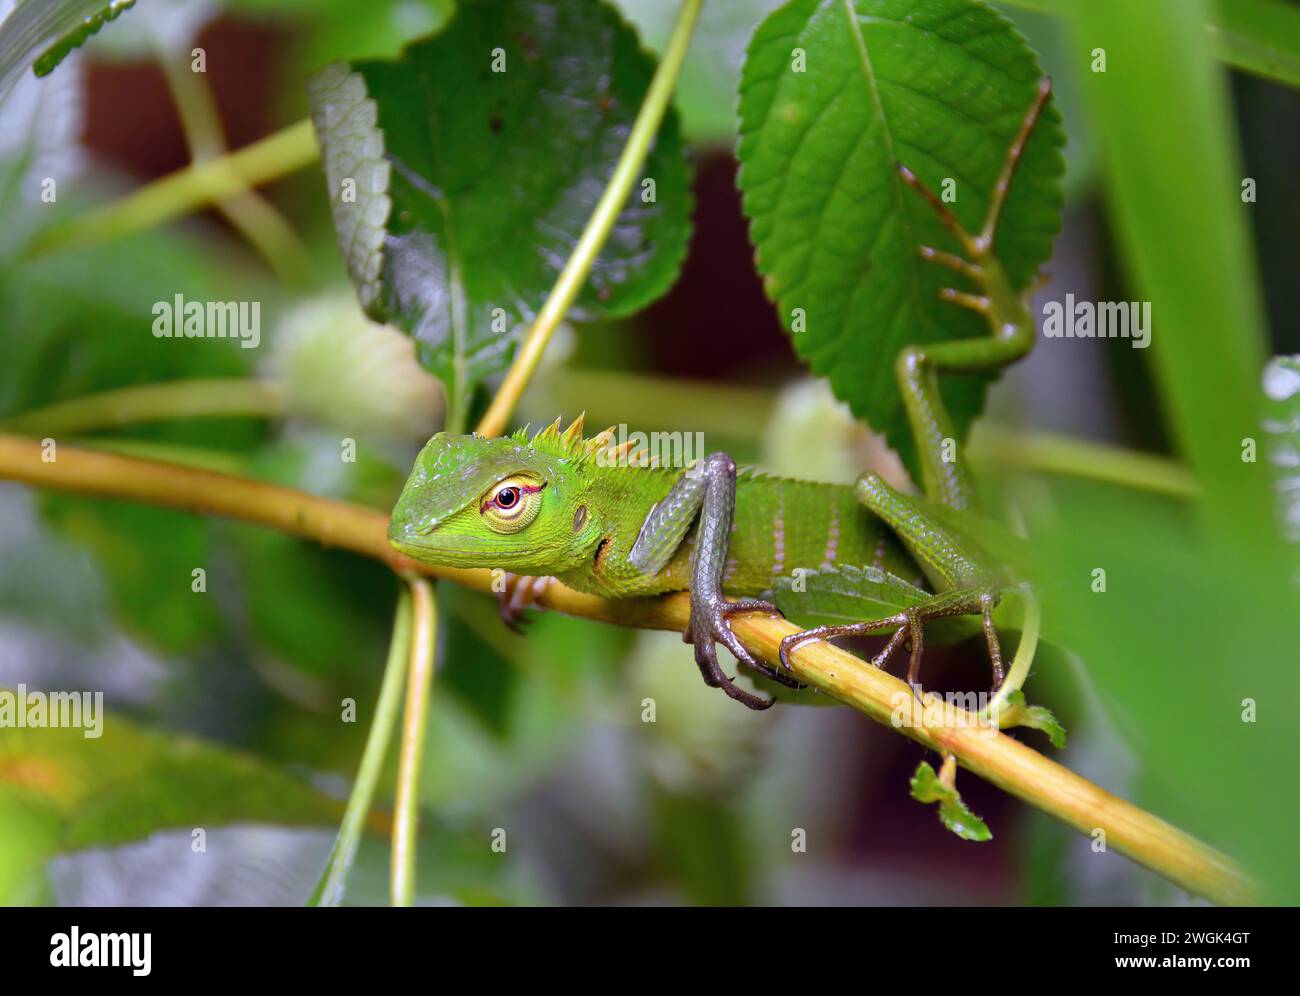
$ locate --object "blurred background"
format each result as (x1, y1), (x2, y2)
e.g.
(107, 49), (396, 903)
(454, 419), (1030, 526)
(1, 0), (1297, 906)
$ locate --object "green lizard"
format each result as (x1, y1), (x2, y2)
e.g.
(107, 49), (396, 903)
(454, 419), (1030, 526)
(388, 80), (1052, 711)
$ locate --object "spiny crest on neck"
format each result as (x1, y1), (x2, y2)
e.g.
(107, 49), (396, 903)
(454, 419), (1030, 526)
(510, 414), (663, 469)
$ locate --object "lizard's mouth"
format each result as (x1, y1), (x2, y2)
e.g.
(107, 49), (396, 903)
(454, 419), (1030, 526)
(386, 521), (501, 567)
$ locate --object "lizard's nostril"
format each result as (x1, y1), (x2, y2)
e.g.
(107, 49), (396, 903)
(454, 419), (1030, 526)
(387, 515), (415, 544)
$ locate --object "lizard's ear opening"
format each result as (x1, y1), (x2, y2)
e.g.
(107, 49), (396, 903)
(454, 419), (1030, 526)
(479, 474), (545, 534)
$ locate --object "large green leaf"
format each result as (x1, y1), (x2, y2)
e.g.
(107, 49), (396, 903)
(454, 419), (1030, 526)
(0, 712), (338, 902)
(308, 0), (692, 429)
(737, 0), (1064, 474)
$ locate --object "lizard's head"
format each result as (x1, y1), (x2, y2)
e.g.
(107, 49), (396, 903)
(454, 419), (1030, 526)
(388, 417), (607, 573)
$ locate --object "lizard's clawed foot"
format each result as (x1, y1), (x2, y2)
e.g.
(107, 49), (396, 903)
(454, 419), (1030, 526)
(684, 596), (792, 710)
(496, 573), (552, 633)
(780, 590), (1007, 702)
(897, 77), (1053, 304)
(780, 611), (931, 696)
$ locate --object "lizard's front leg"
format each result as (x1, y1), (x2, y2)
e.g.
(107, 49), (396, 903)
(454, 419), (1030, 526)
(496, 573), (553, 632)
(655, 452), (785, 710)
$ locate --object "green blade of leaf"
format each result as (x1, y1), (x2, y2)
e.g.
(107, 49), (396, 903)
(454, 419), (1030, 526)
(998, 0), (1300, 90)
(308, 0), (692, 429)
(909, 760), (992, 841)
(1213, 0), (1300, 89)
(1263, 355), (1300, 556)
(736, 0), (1064, 475)
(1069, 0), (1276, 555)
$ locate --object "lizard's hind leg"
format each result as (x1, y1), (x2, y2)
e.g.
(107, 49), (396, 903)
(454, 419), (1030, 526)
(779, 587), (1000, 698)
(895, 77), (1052, 513)
(777, 82), (1054, 693)
(780, 474), (1005, 695)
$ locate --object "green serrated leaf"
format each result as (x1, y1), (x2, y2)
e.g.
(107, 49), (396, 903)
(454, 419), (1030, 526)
(308, 0), (692, 429)
(32, 1), (135, 77)
(771, 563), (928, 627)
(1001, 689), (1066, 748)
(0, 0), (136, 92)
(909, 760), (991, 841)
(737, 0), (1064, 475)
(771, 562), (982, 647)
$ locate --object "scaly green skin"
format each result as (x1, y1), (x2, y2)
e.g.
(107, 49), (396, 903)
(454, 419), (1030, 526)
(388, 419), (955, 710)
(388, 420), (918, 599)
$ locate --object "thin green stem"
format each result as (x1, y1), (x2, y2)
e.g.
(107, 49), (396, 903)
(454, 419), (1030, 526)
(25, 119), (319, 258)
(969, 423), (1199, 499)
(984, 587), (1042, 720)
(308, 589), (412, 907)
(391, 576), (437, 907)
(154, 38), (311, 285)
(475, 0), (705, 437)
(0, 378), (284, 436)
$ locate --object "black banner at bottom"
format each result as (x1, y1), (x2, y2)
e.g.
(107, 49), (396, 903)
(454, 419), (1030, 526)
(0, 905), (1278, 981)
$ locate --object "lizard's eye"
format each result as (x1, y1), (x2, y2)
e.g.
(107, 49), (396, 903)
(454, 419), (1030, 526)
(480, 475), (544, 533)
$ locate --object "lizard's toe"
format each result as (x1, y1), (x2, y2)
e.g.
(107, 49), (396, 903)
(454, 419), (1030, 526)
(719, 598), (781, 619)
(718, 677), (776, 711)
(690, 603), (779, 708)
(779, 630), (815, 673)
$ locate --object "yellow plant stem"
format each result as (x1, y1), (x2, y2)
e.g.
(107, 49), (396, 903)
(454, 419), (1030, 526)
(0, 432), (1252, 906)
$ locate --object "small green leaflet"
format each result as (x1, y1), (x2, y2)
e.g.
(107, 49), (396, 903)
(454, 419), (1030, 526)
(771, 562), (927, 627)
(999, 689), (1066, 749)
(910, 759), (991, 841)
(308, 0), (692, 430)
(737, 0), (1065, 476)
